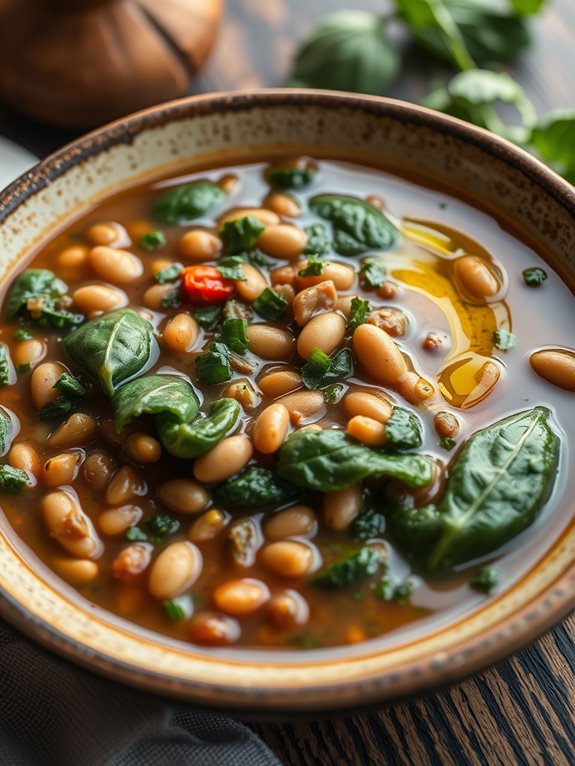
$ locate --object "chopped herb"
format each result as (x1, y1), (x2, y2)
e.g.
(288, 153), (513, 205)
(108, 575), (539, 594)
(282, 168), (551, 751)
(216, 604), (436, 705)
(265, 164), (316, 190)
(470, 566), (500, 595)
(0, 347), (10, 386)
(301, 347), (354, 390)
(439, 436), (457, 451)
(5, 269), (83, 329)
(0, 465), (28, 491)
(360, 258), (386, 288)
(373, 570), (415, 604)
(144, 514), (180, 544)
(140, 231), (166, 251)
(194, 305), (222, 331)
(154, 263), (183, 284)
(13, 328), (33, 341)
(392, 579), (416, 605)
(303, 224), (331, 255)
(289, 633), (321, 650)
(323, 383), (343, 404)
(17, 363), (31, 374)
(163, 595), (193, 622)
(252, 288), (288, 321)
(39, 397), (74, 421)
(195, 341), (233, 385)
(314, 547), (384, 588)
(53, 372), (86, 399)
(523, 267), (548, 287)
(161, 287), (182, 309)
(220, 216), (265, 254)
(221, 318), (248, 354)
(353, 509), (386, 540)
(298, 254), (325, 277)
(126, 526), (148, 542)
(493, 329), (516, 351)
(347, 296), (371, 330)
(216, 255), (247, 281)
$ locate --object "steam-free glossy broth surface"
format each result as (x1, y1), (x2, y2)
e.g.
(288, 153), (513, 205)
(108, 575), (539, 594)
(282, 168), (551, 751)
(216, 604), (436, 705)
(0, 157), (573, 651)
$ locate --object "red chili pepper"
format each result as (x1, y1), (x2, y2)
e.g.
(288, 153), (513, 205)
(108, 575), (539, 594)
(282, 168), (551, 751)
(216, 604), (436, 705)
(181, 265), (235, 304)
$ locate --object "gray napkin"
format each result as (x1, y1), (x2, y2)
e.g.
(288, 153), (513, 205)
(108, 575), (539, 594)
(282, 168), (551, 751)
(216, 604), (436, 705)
(0, 620), (282, 766)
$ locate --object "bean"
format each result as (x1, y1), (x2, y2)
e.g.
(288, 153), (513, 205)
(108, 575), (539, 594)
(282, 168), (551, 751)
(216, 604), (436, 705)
(148, 541), (203, 600)
(252, 403), (290, 454)
(368, 307), (408, 337)
(257, 224), (308, 260)
(163, 313), (200, 353)
(13, 338), (46, 369)
(99, 505), (143, 536)
(266, 591), (309, 629)
(48, 413), (97, 449)
(113, 543), (153, 581)
(7, 442), (41, 477)
(42, 491), (103, 559)
(366, 194), (386, 210)
(265, 505), (317, 540)
(274, 283), (295, 307)
(353, 324), (407, 386)
(247, 325), (295, 361)
(219, 207), (280, 227)
(258, 369), (301, 396)
(42, 452), (80, 488)
(125, 432), (162, 463)
(297, 311), (346, 360)
(343, 391), (393, 423)
(213, 578), (270, 616)
(224, 379), (261, 410)
(193, 435), (253, 483)
(89, 246), (143, 285)
(324, 483), (362, 531)
(434, 411), (460, 439)
(189, 611), (241, 646)
(270, 264), (296, 286)
(530, 348), (575, 392)
(293, 281), (338, 326)
(158, 479), (210, 515)
(83, 452), (116, 491)
(73, 284), (128, 314)
(347, 415), (387, 447)
(143, 283), (176, 311)
(335, 294), (358, 318)
(260, 540), (316, 578)
(234, 263), (268, 302)
(57, 245), (89, 275)
(30, 361), (66, 409)
(86, 222), (122, 246)
(422, 332), (446, 351)
(277, 390), (325, 426)
(188, 509), (228, 543)
(295, 261), (355, 291)
(52, 558), (99, 585)
(264, 192), (301, 218)
(377, 281), (399, 300)
(218, 174), (239, 194)
(179, 230), (222, 261)
(106, 466), (146, 506)
(453, 255), (500, 300)
(398, 371), (436, 404)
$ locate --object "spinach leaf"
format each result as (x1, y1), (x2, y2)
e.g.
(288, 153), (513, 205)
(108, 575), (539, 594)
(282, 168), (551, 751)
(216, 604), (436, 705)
(353, 508), (386, 540)
(113, 374), (199, 432)
(153, 181), (225, 224)
(214, 466), (301, 507)
(314, 546), (385, 588)
(0, 346), (11, 387)
(264, 164), (316, 190)
(528, 111), (575, 185)
(0, 464), (28, 491)
(304, 224), (331, 256)
(387, 407), (559, 574)
(53, 372), (86, 399)
(156, 398), (240, 459)
(347, 297), (371, 330)
(523, 267), (547, 287)
(252, 288), (288, 321)
(195, 342), (233, 385)
(323, 383), (344, 404)
(276, 429), (433, 491)
(5, 269), (82, 328)
(301, 348), (354, 390)
(216, 256), (247, 281)
(360, 258), (386, 288)
(310, 194), (400, 255)
(154, 263), (183, 284)
(0, 408), (14, 456)
(39, 397), (74, 421)
(439, 436), (457, 451)
(385, 407), (423, 450)
(194, 305), (222, 330)
(221, 318), (248, 354)
(63, 309), (156, 397)
(470, 566), (499, 594)
(493, 329), (516, 351)
(289, 10), (399, 95)
(219, 216), (265, 254)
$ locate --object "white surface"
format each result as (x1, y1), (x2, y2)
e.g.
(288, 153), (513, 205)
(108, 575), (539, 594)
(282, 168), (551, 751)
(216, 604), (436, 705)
(0, 136), (37, 189)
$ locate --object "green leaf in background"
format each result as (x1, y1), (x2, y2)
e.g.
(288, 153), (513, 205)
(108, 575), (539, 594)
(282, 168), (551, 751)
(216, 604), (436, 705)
(113, 374), (199, 432)
(153, 181), (225, 224)
(290, 10), (399, 94)
(528, 111), (575, 184)
(508, 0), (547, 15)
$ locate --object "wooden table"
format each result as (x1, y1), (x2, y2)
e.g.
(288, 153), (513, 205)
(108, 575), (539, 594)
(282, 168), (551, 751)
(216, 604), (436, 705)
(1, 1), (574, 764)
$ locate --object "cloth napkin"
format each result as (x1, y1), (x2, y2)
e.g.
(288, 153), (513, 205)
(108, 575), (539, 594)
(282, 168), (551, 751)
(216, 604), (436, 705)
(0, 619), (282, 766)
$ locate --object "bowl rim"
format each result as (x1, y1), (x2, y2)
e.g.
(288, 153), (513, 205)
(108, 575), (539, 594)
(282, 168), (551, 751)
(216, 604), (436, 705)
(0, 88), (574, 713)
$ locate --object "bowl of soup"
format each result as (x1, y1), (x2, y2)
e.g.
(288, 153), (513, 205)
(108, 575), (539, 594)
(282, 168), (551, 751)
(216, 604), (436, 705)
(0, 90), (573, 713)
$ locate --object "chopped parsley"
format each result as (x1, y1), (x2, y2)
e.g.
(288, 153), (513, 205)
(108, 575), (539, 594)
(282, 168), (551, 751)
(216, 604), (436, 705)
(493, 329), (516, 351)
(523, 267), (547, 288)
(470, 566), (500, 594)
(360, 258), (386, 288)
(140, 231), (166, 251)
(154, 263), (183, 284)
(298, 254), (324, 277)
(347, 296), (371, 330)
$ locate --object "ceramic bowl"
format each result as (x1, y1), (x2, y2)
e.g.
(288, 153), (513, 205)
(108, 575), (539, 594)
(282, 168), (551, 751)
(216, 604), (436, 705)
(0, 90), (574, 714)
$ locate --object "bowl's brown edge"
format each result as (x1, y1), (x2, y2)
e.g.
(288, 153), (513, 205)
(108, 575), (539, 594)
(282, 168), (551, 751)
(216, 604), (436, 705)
(0, 88), (574, 714)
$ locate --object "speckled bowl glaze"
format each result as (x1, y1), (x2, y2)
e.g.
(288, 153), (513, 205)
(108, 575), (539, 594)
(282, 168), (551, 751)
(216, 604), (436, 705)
(0, 90), (574, 714)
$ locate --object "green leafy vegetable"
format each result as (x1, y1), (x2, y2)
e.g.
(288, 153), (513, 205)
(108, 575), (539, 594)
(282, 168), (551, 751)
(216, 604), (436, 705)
(17, 363), (31, 375)
(276, 429), (434, 491)
(493, 329), (516, 351)
(53, 372), (86, 399)
(39, 397), (74, 421)
(523, 266), (548, 287)
(301, 348), (354, 390)
(439, 436), (457, 451)
(0, 346), (11, 387)
(194, 305), (222, 331)
(221, 318), (248, 354)
(214, 466), (300, 507)
(125, 526), (148, 542)
(195, 341), (233, 385)
(153, 181), (225, 224)
(360, 258), (386, 288)
(314, 546), (385, 588)
(298, 254), (325, 277)
(144, 514), (180, 543)
(265, 162), (317, 190)
(13, 329), (33, 341)
(384, 407), (423, 450)
(353, 509), (386, 540)
(374, 572), (416, 604)
(347, 297), (371, 330)
(163, 595), (193, 622)
(140, 231), (166, 251)
(113, 374), (199, 432)
(5, 269), (82, 328)
(528, 111), (575, 184)
(219, 216), (265, 254)
(154, 263), (183, 284)
(387, 407), (559, 574)
(160, 288), (181, 310)
(290, 10), (399, 94)
(156, 398), (240, 459)
(470, 566), (500, 594)
(0, 464), (28, 491)
(304, 224), (331, 255)
(63, 309), (156, 397)
(252, 288), (288, 321)
(323, 384), (344, 404)
(0, 408), (14, 455)
(310, 194), (401, 256)
(215, 256), (247, 281)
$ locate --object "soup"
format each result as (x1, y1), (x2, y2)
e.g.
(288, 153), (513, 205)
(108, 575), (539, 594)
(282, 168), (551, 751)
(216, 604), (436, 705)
(0, 156), (573, 650)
